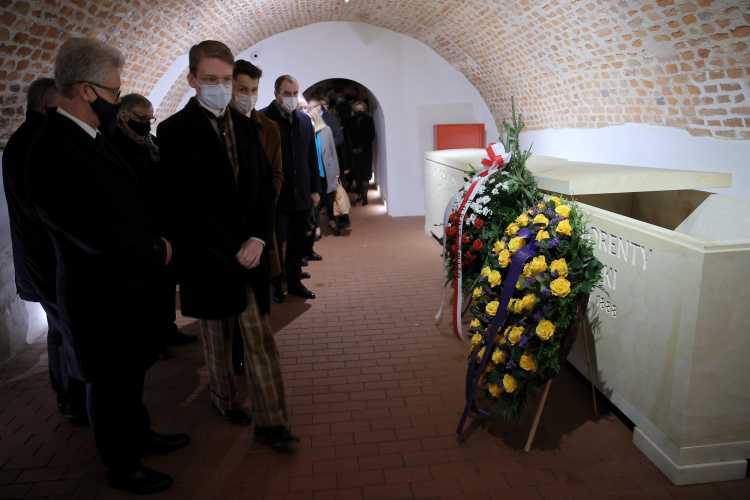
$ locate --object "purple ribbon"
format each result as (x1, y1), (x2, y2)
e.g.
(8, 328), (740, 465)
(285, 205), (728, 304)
(456, 240), (539, 435)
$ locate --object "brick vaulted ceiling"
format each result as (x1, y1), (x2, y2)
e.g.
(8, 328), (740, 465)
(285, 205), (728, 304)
(0, 0), (748, 147)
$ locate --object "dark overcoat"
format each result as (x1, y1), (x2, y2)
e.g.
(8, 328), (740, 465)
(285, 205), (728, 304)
(157, 98), (275, 318)
(347, 114), (376, 183)
(26, 110), (168, 381)
(259, 101), (320, 212)
(2, 110), (56, 302)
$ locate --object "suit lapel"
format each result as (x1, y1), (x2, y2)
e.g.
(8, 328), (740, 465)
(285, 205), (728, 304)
(184, 98), (234, 172)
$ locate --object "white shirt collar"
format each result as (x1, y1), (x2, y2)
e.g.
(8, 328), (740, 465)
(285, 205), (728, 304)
(197, 97), (226, 118)
(57, 107), (98, 139)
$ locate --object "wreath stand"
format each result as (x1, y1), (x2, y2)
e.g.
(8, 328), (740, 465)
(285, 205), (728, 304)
(523, 307), (599, 452)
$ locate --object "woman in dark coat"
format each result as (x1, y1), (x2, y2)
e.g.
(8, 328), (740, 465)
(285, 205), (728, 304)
(346, 100), (376, 205)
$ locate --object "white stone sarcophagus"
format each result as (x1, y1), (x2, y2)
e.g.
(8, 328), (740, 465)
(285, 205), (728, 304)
(424, 149), (747, 486)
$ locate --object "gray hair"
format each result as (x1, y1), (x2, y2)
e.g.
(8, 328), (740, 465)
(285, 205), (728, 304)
(118, 93), (153, 124)
(26, 78), (59, 110)
(54, 37), (124, 99)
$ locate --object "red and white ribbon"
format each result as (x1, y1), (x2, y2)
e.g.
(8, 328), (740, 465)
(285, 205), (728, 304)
(436, 143), (511, 340)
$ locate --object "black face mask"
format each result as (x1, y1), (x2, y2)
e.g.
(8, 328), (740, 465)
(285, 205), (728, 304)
(345, 94), (355, 102)
(89, 87), (120, 134)
(125, 117), (151, 137)
(354, 111), (365, 117)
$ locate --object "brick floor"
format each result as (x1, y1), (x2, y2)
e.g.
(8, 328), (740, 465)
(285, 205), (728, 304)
(0, 189), (748, 499)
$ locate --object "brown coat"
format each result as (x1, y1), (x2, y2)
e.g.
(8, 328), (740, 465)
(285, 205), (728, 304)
(251, 108), (284, 277)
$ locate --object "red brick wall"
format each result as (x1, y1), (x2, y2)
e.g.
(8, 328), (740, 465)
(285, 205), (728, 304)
(1, 0), (748, 147)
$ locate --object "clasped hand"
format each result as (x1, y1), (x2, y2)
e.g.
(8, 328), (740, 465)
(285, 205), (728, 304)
(236, 238), (263, 269)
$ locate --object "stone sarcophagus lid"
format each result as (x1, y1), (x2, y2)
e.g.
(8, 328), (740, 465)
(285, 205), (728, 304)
(424, 149), (747, 486)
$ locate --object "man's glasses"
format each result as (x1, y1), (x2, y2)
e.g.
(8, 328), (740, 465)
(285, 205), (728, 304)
(130, 111), (157, 124)
(75, 81), (121, 100)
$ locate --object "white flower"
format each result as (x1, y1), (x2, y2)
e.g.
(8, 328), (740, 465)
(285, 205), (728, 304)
(477, 184), (486, 194)
(491, 186), (499, 195)
(501, 171), (509, 177)
(466, 213), (477, 225)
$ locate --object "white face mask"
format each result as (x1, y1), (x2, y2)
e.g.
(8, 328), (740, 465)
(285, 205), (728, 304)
(280, 96), (297, 114)
(198, 83), (233, 110)
(233, 93), (258, 115)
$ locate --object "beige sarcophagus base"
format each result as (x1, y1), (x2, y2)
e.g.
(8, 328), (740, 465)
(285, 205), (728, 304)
(425, 149), (747, 485)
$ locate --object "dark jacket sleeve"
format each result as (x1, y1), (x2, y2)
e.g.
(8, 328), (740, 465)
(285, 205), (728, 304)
(27, 138), (167, 267)
(157, 120), (242, 261)
(242, 114), (276, 246)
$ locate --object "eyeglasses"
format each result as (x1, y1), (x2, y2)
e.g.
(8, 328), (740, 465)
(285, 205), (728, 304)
(130, 111), (157, 124)
(75, 81), (121, 101)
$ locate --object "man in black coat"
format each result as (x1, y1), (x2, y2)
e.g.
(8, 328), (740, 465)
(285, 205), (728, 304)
(158, 40), (299, 449)
(106, 93), (197, 361)
(26, 37), (189, 495)
(260, 75), (321, 300)
(2, 78), (87, 424)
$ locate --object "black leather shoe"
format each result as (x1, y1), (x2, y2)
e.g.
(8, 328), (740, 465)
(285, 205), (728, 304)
(163, 326), (197, 345)
(211, 403), (252, 425)
(301, 258), (308, 267)
(254, 426), (300, 449)
(338, 220), (351, 229)
(287, 284), (315, 299)
(141, 431), (191, 457)
(362, 197), (368, 206)
(332, 225), (341, 236)
(300, 272), (311, 280)
(157, 345), (171, 361)
(306, 252), (323, 261)
(272, 286), (285, 304)
(356, 194), (363, 202)
(58, 404), (89, 426)
(314, 233), (322, 242)
(106, 466), (173, 494)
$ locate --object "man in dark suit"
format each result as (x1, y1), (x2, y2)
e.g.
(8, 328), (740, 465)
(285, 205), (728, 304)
(25, 37), (189, 495)
(2, 78), (87, 424)
(158, 40), (299, 449)
(106, 93), (197, 361)
(260, 75), (320, 300)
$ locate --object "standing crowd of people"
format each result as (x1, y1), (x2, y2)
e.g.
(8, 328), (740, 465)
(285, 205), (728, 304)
(1, 38), (375, 495)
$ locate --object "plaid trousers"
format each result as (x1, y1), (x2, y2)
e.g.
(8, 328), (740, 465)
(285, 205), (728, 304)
(199, 286), (287, 427)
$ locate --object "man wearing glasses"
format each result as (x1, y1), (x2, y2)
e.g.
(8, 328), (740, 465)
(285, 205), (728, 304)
(106, 93), (198, 362)
(26, 37), (188, 494)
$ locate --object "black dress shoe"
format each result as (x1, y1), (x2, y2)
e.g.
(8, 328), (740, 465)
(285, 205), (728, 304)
(272, 286), (285, 304)
(58, 404), (89, 426)
(106, 466), (173, 494)
(163, 326), (198, 345)
(211, 403), (252, 425)
(141, 431), (191, 457)
(332, 225), (341, 236)
(356, 194), (363, 202)
(301, 258), (308, 267)
(362, 197), (368, 206)
(254, 426), (300, 449)
(287, 284), (315, 299)
(300, 272), (311, 280)
(306, 252), (323, 261)
(314, 233), (322, 242)
(157, 344), (171, 361)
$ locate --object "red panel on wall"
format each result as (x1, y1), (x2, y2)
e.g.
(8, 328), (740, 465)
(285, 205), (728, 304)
(434, 124), (485, 150)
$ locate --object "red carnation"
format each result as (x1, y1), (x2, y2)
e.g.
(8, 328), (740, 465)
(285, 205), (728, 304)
(465, 251), (474, 260)
(461, 234), (470, 245)
(473, 239), (483, 251)
(449, 213), (457, 224)
(474, 218), (484, 229)
(451, 244), (458, 253)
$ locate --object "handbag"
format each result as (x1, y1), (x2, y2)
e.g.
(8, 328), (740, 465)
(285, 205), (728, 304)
(333, 179), (351, 217)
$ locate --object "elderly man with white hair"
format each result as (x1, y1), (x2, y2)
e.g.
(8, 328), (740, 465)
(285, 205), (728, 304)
(25, 37), (188, 495)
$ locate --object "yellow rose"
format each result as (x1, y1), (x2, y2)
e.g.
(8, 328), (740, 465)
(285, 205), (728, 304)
(470, 318), (481, 328)
(480, 266), (491, 277)
(472, 288), (482, 299)
(493, 240), (506, 253)
(549, 196), (561, 206)
(498, 249), (511, 268)
(516, 213), (530, 227)
(536, 320), (555, 340)
(550, 258), (569, 278)
(556, 219), (572, 236)
(536, 230), (550, 242)
(508, 326), (522, 345)
(537, 203), (545, 209)
(520, 352), (538, 372)
(506, 298), (514, 311)
(527, 255), (547, 276)
(485, 301), (499, 316)
(476, 346), (485, 361)
(485, 362), (495, 373)
(555, 204), (571, 218)
(506, 223), (519, 236)
(509, 237), (526, 254)
(521, 294), (535, 311)
(516, 279), (523, 290)
(513, 299), (524, 314)
(488, 270), (502, 288)
(550, 277), (571, 297)
(471, 333), (483, 347)
(488, 383), (504, 398)
(503, 374), (517, 393)
(533, 214), (549, 227)
(492, 349), (505, 364)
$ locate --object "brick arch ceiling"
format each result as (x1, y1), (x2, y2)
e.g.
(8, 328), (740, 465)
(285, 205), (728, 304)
(1, 0), (748, 147)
